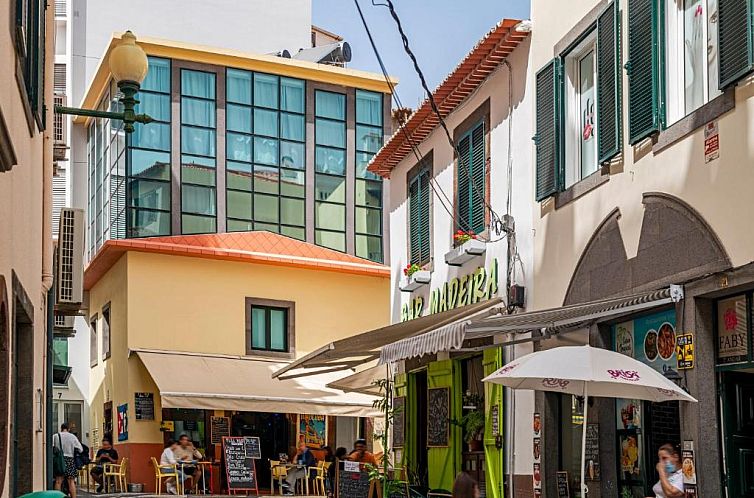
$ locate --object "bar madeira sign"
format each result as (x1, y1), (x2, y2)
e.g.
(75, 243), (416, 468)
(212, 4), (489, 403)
(401, 259), (498, 322)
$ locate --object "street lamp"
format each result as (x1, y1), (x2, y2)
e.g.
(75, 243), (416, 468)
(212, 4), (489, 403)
(55, 31), (153, 133)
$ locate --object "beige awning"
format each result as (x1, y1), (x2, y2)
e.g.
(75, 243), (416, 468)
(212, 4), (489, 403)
(135, 350), (381, 417)
(326, 365), (387, 396)
(272, 297), (504, 380)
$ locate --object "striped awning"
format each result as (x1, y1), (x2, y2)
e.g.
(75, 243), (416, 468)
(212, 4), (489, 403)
(379, 288), (677, 364)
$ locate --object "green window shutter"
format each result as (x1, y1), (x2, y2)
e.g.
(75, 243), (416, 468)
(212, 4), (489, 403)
(597, 1), (622, 163)
(409, 168), (431, 265)
(535, 59), (561, 201)
(457, 134), (471, 230)
(627, 0), (662, 144)
(470, 122), (486, 233)
(718, 0), (754, 88)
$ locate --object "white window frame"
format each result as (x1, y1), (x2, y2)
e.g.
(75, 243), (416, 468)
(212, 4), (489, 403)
(563, 31), (598, 189)
(664, 0), (722, 125)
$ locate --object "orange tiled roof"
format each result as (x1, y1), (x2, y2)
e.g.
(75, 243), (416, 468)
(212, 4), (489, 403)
(368, 19), (529, 178)
(84, 231), (389, 290)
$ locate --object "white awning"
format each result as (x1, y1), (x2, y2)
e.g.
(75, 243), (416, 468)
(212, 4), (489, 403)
(379, 320), (468, 364)
(135, 350), (381, 417)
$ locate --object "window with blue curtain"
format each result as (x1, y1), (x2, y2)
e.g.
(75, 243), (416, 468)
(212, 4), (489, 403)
(127, 57), (172, 238)
(225, 69), (305, 238)
(354, 90), (383, 262)
(181, 69), (217, 234)
(315, 90), (347, 252)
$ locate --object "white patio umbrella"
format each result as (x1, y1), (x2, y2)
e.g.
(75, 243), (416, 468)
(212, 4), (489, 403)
(482, 345), (697, 496)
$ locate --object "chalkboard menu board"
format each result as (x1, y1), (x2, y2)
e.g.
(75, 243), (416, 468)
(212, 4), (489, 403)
(134, 392), (154, 421)
(584, 423), (601, 480)
(244, 436), (261, 459)
(210, 416), (230, 445)
(556, 471), (569, 497)
(392, 397), (405, 448)
(427, 387), (449, 447)
(222, 437), (258, 493)
(336, 460), (370, 498)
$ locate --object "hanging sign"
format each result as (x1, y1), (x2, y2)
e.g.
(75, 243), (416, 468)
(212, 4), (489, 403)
(210, 416), (230, 445)
(716, 295), (748, 364)
(676, 333), (694, 369)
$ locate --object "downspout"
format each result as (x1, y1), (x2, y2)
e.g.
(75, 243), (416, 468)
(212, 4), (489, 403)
(46, 285), (54, 489)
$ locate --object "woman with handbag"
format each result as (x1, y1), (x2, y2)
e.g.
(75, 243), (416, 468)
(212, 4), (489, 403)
(53, 423), (84, 498)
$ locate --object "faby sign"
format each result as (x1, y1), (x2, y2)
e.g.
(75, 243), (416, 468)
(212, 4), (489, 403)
(401, 259), (498, 322)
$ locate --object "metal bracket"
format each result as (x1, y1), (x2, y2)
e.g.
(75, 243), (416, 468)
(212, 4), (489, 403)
(670, 284), (684, 302)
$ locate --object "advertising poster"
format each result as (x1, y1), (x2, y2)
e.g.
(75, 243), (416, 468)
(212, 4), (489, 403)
(616, 399), (642, 430)
(618, 433), (640, 479)
(716, 295), (748, 364)
(615, 309), (678, 376)
(117, 403), (128, 441)
(298, 414), (326, 449)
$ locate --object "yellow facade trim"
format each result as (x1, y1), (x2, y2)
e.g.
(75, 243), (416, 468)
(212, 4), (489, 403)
(75, 33), (397, 125)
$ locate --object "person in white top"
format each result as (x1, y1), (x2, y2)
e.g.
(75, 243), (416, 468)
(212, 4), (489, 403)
(650, 443), (685, 498)
(160, 439), (185, 494)
(53, 423), (84, 498)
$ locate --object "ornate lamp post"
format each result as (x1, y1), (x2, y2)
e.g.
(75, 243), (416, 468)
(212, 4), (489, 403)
(55, 31), (153, 132)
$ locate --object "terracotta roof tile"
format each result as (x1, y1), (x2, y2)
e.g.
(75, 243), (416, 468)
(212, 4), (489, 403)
(84, 231), (389, 289)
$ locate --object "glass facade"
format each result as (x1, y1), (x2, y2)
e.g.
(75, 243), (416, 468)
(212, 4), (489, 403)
(314, 90), (347, 252)
(226, 70), (306, 239)
(130, 57), (171, 238)
(86, 56), (387, 261)
(355, 90), (384, 262)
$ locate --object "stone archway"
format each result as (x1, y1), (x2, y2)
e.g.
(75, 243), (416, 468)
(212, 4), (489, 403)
(564, 193), (731, 305)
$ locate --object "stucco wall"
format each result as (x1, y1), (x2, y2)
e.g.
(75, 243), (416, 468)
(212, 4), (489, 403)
(530, 0), (754, 309)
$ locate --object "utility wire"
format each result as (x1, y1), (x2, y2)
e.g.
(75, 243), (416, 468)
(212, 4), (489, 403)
(353, 0), (473, 232)
(377, 0), (506, 236)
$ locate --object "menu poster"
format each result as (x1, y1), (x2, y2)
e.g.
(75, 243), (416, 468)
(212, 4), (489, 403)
(336, 460), (370, 498)
(244, 436), (261, 460)
(222, 436), (258, 493)
(210, 416), (230, 445)
(427, 388), (450, 447)
(556, 471), (569, 497)
(134, 392), (154, 421)
(392, 397), (405, 448)
(584, 423), (600, 480)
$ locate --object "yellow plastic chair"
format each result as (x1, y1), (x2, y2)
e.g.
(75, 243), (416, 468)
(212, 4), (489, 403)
(152, 457), (180, 495)
(104, 457), (128, 492)
(311, 461), (329, 496)
(269, 460), (288, 495)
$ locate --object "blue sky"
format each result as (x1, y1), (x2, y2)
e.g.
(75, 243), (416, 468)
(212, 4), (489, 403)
(312, 0), (531, 110)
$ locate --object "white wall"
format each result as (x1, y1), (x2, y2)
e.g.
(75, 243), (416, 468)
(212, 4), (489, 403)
(386, 37), (536, 478)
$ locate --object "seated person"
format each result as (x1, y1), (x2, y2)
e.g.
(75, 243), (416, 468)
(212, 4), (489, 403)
(90, 437), (118, 493)
(348, 439), (377, 466)
(160, 439), (187, 495)
(173, 434), (204, 488)
(284, 442), (317, 495)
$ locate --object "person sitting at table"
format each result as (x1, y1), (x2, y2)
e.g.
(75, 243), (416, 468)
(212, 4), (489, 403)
(160, 439), (187, 495)
(348, 439), (377, 466)
(174, 434), (203, 490)
(327, 447), (347, 497)
(90, 437), (119, 493)
(283, 442), (317, 495)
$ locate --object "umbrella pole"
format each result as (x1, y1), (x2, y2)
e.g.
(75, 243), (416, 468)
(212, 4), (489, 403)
(580, 384), (589, 497)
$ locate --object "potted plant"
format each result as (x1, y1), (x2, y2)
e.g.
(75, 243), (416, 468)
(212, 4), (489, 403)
(445, 230), (486, 266)
(399, 263), (431, 292)
(454, 392), (485, 451)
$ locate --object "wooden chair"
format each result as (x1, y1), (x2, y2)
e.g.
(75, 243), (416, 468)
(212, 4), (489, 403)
(103, 456), (128, 492)
(311, 461), (329, 496)
(152, 457), (181, 495)
(269, 460), (287, 495)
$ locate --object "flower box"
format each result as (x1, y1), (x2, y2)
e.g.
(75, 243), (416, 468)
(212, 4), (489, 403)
(445, 238), (486, 266)
(399, 270), (432, 292)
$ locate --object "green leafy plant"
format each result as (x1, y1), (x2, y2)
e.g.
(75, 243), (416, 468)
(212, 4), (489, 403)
(371, 377), (409, 497)
(453, 391), (486, 444)
(403, 263), (421, 277)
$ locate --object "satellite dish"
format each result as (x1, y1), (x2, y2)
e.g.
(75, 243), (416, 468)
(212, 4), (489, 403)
(341, 42), (352, 63)
(280, 49), (291, 59)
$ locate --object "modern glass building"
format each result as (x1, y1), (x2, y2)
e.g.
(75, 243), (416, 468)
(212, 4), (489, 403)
(84, 38), (392, 263)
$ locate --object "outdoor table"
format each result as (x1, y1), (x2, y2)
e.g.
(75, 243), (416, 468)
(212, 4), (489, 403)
(178, 460), (210, 494)
(196, 461), (214, 494)
(274, 463), (310, 495)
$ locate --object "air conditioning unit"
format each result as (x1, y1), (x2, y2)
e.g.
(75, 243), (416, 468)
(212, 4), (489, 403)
(53, 313), (76, 337)
(56, 208), (85, 308)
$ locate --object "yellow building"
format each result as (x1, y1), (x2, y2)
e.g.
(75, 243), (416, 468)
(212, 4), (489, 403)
(84, 231), (390, 491)
(1, 0), (55, 494)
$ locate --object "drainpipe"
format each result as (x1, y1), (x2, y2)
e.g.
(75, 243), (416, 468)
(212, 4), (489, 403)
(46, 285), (54, 489)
